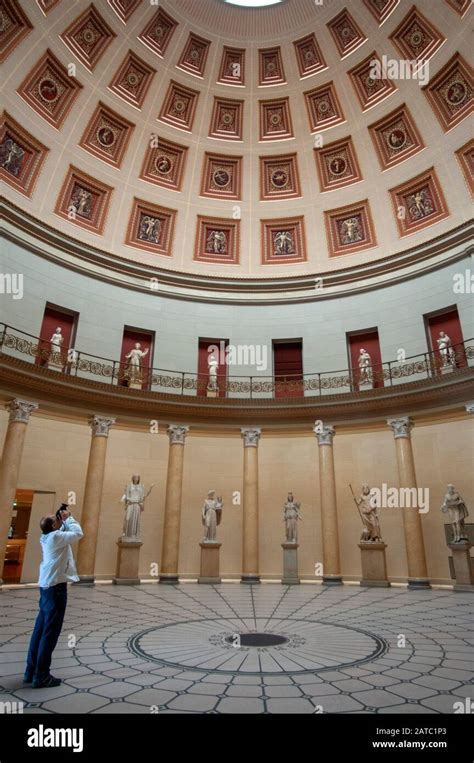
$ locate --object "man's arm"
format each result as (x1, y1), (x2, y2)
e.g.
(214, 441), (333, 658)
(54, 516), (83, 547)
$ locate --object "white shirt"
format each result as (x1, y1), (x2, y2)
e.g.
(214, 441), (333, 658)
(38, 516), (83, 588)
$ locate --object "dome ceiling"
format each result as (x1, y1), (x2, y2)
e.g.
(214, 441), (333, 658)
(1, 0), (472, 282)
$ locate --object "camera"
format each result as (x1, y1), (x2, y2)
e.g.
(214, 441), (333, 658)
(55, 503), (69, 521)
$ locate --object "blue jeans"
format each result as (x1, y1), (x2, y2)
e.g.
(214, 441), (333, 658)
(25, 583), (67, 681)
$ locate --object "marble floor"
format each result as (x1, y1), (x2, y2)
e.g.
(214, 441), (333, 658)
(0, 583), (473, 714)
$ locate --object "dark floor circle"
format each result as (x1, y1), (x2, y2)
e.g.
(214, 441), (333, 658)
(224, 633), (288, 647)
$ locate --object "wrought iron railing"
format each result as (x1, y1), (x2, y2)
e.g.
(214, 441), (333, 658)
(0, 323), (472, 400)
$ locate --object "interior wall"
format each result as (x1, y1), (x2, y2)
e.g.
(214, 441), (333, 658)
(0, 410), (471, 585)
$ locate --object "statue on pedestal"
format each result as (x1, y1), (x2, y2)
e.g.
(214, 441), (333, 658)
(207, 351), (219, 393)
(201, 490), (223, 542)
(121, 474), (154, 540)
(49, 327), (64, 368)
(351, 483), (382, 542)
(437, 332), (456, 367)
(283, 492), (302, 543)
(125, 343), (149, 386)
(358, 348), (373, 385)
(441, 484), (469, 543)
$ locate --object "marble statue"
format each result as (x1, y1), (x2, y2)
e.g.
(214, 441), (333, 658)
(48, 327), (64, 368)
(437, 331), (455, 367)
(355, 483), (382, 542)
(358, 348), (373, 384)
(207, 351), (219, 391)
(125, 342), (149, 385)
(441, 484), (469, 543)
(283, 492), (302, 543)
(201, 490), (223, 542)
(121, 474), (154, 540)
(274, 230), (294, 255)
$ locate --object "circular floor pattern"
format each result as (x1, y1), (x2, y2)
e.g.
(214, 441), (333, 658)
(129, 617), (387, 675)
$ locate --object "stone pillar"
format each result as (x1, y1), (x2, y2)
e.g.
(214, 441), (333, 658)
(282, 543), (300, 585)
(199, 542), (221, 584)
(76, 415), (115, 585)
(0, 399), (38, 584)
(241, 427), (261, 584)
(387, 417), (430, 589)
(315, 423), (342, 585)
(359, 542), (390, 587)
(113, 539), (142, 585)
(449, 543), (473, 592)
(159, 425), (189, 584)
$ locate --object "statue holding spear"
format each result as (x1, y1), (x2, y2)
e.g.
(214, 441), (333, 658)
(350, 483), (383, 542)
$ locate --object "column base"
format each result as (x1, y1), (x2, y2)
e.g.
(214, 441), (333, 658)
(407, 578), (431, 589)
(199, 541), (221, 584)
(359, 542), (390, 587)
(282, 542), (300, 585)
(112, 577), (140, 585)
(240, 574), (260, 584)
(73, 576), (95, 586)
(159, 574), (179, 584)
(322, 575), (343, 585)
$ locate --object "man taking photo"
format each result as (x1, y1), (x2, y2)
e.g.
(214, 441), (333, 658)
(24, 504), (83, 689)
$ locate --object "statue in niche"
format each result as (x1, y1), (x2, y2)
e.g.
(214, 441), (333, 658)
(441, 484), (469, 543)
(201, 490), (223, 542)
(70, 186), (92, 218)
(0, 137), (24, 176)
(341, 216), (362, 244)
(274, 230), (294, 255)
(125, 342), (149, 385)
(207, 351), (219, 392)
(437, 331), (456, 367)
(358, 348), (373, 384)
(206, 230), (227, 254)
(283, 492), (302, 543)
(408, 189), (434, 220)
(354, 483), (382, 542)
(139, 215), (161, 244)
(121, 474), (154, 540)
(48, 327), (64, 368)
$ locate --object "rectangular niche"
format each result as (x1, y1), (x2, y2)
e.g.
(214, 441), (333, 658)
(198, 338), (229, 398)
(273, 340), (303, 398)
(37, 304), (78, 372)
(119, 327), (155, 390)
(424, 306), (466, 372)
(346, 329), (383, 390)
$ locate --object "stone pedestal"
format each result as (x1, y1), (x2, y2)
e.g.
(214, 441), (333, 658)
(128, 380), (142, 390)
(359, 542), (390, 587)
(449, 542), (474, 592)
(440, 365), (454, 375)
(199, 541), (221, 583)
(113, 538), (142, 585)
(206, 387), (218, 398)
(282, 542), (300, 584)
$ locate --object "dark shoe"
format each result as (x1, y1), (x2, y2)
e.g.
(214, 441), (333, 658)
(23, 674), (33, 684)
(32, 675), (61, 688)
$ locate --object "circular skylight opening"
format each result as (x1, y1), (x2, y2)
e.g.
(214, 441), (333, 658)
(224, 0), (284, 7)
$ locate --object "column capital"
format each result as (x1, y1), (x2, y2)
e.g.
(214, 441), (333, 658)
(314, 422), (335, 446)
(90, 415), (116, 437)
(6, 399), (38, 424)
(466, 403), (474, 415)
(241, 427), (261, 448)
(387, 416), (413, 439)
(167, 424), (189, 445)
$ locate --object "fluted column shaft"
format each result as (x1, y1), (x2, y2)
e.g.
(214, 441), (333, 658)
(0, 399), (38, 584)
(315, 423), (342, 585)
(160, 425), (189, 584)
(241, 428), (261, 583)
(76, 415), (115, 584)
(387, 417), (430, 588)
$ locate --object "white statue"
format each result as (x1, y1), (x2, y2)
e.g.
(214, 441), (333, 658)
(283, 492), (302, 543)
(207, 351), (219, 391)
(441, 484), (469, 543)
(121, 474), (154, 540)
(354, 483), (382, 542)
(437, 332), (455, 367)
(358, 348), (373, 384)
(48, 327), (64, 368)
(125, 342), (149, 385)
(201, 490), (223, 542)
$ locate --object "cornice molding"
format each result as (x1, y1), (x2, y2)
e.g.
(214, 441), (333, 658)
(1, 199), (472, 306)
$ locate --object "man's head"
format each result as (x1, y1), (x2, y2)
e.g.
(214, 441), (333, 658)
(40, 515), (61, 534)
(132, 474), (140, 484)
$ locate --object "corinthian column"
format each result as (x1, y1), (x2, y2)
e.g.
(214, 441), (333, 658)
(160, 425), (189, 584)
(314, 422), (342, 585)
(387, 417), (430, 589)
(0, 399), (38, 584)
(76, 415), (115, 585)
(240, 427), (261, 584)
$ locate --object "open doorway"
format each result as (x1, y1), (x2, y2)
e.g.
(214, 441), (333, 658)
(2, 488), (33, 583)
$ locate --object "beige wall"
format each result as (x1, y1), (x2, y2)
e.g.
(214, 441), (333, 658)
(0, 411), (472, 585)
